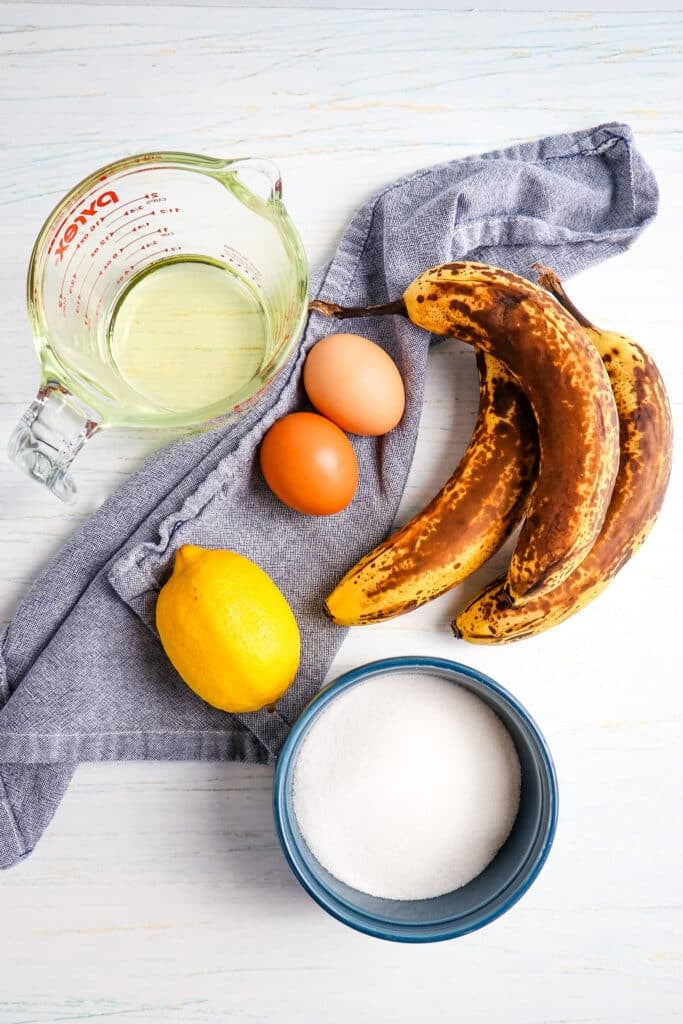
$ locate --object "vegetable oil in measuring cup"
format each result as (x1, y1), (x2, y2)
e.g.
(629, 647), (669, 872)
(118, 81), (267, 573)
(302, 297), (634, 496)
(108, 257), (268, 414)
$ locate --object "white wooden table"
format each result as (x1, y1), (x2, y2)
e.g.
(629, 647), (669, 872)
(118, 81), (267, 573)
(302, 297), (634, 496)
(1, 6), (681, 1022)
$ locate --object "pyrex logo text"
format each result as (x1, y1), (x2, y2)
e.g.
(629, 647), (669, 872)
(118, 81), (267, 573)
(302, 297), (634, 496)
(54, 190), (119, 262)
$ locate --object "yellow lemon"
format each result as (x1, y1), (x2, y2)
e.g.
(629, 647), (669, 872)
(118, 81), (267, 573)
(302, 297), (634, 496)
(156, 545), (300, 713)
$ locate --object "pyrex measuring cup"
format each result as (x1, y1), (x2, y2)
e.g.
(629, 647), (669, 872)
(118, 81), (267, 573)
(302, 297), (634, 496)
(9, 152), (309, 502)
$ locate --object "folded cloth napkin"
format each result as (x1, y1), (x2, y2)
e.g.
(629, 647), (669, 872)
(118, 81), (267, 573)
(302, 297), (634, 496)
(0, 123), (657, 868)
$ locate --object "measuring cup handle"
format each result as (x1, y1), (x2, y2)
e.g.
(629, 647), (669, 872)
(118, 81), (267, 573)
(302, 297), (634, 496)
(7, 384), (99, 503)
(227, 157), (283, 202)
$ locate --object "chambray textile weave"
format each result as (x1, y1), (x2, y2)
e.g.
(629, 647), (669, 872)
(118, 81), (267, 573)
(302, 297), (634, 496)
(0, 123), (658, 867)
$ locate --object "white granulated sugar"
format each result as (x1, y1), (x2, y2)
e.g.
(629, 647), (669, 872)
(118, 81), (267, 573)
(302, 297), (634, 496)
(292, 672), (521, 901)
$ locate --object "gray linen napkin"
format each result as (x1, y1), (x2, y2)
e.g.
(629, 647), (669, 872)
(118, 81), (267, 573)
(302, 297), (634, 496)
(0, 123), (657, 868)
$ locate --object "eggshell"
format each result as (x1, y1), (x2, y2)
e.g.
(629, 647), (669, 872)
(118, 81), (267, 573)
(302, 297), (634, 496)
(260, 412), (358, 516)
(303, 333), (405, 436)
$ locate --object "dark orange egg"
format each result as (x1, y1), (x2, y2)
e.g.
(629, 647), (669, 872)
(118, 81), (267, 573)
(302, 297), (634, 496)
(260, 412), (359, 515)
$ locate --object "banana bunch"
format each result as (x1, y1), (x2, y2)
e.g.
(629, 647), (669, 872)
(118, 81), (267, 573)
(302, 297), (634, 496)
(311, 261), (672, 642)
(454, 266), (673, 643)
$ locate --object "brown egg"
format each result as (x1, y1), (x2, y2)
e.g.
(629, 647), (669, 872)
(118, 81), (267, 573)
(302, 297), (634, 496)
(303, 333), (405, 436)
(260, 412), (358, 516)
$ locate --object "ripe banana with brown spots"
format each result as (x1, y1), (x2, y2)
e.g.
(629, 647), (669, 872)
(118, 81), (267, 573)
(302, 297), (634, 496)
(453, 267), (673, 644)
(312, 261), (621, 601)
(324, 352), (538, 625)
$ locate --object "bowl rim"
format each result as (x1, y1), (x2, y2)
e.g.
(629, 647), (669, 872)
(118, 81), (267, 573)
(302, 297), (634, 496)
(273, 655), (559, 943)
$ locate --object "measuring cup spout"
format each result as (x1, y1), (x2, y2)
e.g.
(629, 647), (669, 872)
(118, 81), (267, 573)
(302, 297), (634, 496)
(7, 385), (99, 503)
(226, 157), (283, 203)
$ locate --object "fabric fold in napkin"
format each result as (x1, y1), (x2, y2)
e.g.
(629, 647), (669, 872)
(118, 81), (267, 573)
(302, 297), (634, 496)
(0, 123), (658, 867)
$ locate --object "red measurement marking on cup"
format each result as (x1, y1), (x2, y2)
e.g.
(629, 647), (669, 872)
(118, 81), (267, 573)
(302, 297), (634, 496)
(82, 241), (131, 322)
(108, 211), (155, 237)
(51, 190), (120, 263)
(59, 213), (166, 310)
(112, 235), (174, 286)
(103, 205), (145, 231)
(78, 239), (120, 321)
(83, 271), (104, 328)
(67, 257), (89, 298)
(118, 229), (165, 257)
(132, 246), (179, 270)
(60, 243), (86, 301)
(135, 253), (157, 269)
(120, 227), (171, 256)
(102, 194), (160, 220)
(58, 209), (126, 298)
(114, 220), (153, 245)
(114, 243), (182, 286)
(82, 230), (171, 323)
(72, 246), (98, 299)
(100, 202), (175, 246)
(100, 197), (163, 235)
(59, 223), (105, 299)
(126, 254), (156, 275)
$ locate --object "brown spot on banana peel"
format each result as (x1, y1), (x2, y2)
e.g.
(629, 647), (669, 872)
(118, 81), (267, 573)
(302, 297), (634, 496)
(454, 274), (673, 644)
(323, 351), (538, 625)
(312, 262), (621, 601)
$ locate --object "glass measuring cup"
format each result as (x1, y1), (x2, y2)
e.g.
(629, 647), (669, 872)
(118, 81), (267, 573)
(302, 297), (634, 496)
(8, 152), (309, 502)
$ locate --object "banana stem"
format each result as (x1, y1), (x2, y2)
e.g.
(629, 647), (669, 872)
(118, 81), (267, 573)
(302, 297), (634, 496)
(533, 263), (596, 330)
(309, 298), (408, 320)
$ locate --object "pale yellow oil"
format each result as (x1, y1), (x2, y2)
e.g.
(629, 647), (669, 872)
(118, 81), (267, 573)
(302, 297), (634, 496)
(109, 259), (268, 414)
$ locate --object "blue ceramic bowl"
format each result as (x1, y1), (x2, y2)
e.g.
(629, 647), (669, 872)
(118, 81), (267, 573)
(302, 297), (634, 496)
(273, 656), (558, 942)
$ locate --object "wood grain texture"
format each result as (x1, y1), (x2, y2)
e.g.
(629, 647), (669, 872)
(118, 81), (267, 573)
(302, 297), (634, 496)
(0, 5), (682, 1022)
